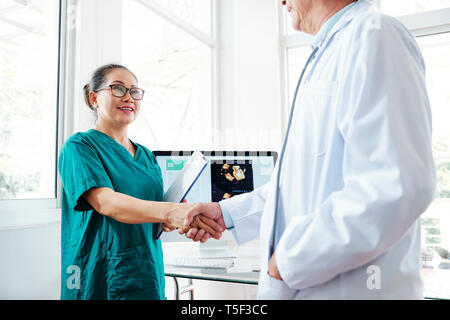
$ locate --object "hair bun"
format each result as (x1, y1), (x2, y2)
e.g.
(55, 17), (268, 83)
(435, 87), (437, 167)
(83, 83), (93, 109)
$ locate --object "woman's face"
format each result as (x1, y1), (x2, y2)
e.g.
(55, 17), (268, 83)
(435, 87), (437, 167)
(90, 68), (141, 128)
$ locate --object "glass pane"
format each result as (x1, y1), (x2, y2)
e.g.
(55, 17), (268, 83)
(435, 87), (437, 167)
(122, 0), (213, 151)
(421, 200), (450, 299)
(0, 0), (60, 199)
(139, 0), (212, 37)
(286, 46), (313, 104)
(417, 33), (450, 199)
(283, 6), (296, 36)
(416, 32), (450, 299)
(378, 0), (450, 16)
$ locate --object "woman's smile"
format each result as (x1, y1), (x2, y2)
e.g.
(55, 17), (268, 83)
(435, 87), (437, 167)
(118, 105), (134, 114)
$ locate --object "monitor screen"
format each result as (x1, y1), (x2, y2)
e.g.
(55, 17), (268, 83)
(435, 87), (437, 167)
(155, 151), (276, 203)
(154, 151), (277, 242)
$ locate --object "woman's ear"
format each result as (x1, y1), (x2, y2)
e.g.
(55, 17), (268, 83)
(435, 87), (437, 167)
(89, 91), (98, 108)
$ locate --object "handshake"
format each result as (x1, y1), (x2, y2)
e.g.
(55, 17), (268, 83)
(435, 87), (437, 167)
(161, 199), (283, 281)
(162, 202), (226, 243)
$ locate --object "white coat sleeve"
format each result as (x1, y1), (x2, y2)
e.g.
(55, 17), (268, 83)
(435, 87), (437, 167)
(275, 17), (437, 290)
(219, 182), (270, 245)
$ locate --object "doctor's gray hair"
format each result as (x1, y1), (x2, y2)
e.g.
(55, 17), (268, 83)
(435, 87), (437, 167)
(82, 63), (138, 112)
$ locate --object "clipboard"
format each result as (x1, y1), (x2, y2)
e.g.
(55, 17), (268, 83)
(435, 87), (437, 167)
(153, 151), (209, 239)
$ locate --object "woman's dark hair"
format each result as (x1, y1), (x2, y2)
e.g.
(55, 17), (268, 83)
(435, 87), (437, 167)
(83, 63), (138, 111)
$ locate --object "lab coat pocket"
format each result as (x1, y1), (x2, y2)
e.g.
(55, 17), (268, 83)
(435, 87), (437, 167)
(299, 80), (338, 157)
(258, 272), (297, 300)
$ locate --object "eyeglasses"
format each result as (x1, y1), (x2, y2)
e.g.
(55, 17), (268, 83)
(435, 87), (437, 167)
(95, 84), (145, 100)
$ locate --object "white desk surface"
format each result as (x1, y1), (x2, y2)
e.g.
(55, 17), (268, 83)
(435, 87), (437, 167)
(162, 242), (261, 285)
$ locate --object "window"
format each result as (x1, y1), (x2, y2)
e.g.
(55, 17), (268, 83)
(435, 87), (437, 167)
(283, 5), (298, 36)
(122, 0), (215, 151)
(286, 47), (312, 105)
(0, 0), (61, 200)
(416, 33), (450, 201)
(281, 1), (450, 299)
(148, 0), (212, 37)
(415, 32), (450, 299)
(377, 0), (450, 16)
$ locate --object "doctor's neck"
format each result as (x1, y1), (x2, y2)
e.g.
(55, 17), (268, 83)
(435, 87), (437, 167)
(306, 0), (356, 35)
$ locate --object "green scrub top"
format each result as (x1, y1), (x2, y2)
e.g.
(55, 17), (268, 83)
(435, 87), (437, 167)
(58, 129), (165, 300)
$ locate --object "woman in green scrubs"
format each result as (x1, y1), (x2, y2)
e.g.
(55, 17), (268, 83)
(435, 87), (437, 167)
(58, 64), (224, 300)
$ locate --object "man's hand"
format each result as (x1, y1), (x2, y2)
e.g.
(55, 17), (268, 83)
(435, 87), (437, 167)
(178, 202), (227, 242)
(268, 253), (283, 280)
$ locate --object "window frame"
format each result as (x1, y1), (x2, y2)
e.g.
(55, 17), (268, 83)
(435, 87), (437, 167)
(396, 7), (450, 36)
(126, 0), (219, 149)
(279, 4), (450, 128)
(0, 0), (69, 226)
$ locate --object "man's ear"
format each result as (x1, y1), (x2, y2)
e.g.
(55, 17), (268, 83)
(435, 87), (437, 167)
(89, 91), (97, 107)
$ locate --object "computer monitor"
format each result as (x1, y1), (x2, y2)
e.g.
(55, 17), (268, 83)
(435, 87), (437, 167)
(154, 151), (277, 242)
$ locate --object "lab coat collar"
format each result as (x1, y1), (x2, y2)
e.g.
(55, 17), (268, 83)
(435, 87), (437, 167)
(312, 0), (374, 51)
(312, 1), (357, 49)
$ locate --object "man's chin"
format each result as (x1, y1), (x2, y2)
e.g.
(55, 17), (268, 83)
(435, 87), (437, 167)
(291, 20), (302, 32)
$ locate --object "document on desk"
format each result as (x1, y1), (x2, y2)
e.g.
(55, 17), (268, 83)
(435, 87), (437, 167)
(154, 151), (209, 240)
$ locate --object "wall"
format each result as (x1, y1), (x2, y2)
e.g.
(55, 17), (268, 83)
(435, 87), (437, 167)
(0, 222), (61, 299)
(73, 0), (122, 133)
(217, 0), (283, 151)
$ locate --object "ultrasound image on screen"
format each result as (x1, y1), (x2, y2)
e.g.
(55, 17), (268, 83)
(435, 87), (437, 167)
(211, 160), (254, 202)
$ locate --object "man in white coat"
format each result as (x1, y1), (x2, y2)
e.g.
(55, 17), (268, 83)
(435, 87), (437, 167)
(180, 0), (436, 299)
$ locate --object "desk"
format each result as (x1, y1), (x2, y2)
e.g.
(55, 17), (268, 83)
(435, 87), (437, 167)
(422, 263), (450, 299)
(163, 242), (261, 299)
(165, 266), (259, 300)
(165, 266), (259, 285)
(164, 253), (261, 299)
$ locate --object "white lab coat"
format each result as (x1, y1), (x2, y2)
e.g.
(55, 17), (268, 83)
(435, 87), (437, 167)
(220, 0), (436, 299)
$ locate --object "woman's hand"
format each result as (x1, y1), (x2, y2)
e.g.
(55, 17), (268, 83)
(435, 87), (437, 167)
(162, 215), (220, 242)
(161, 224), (176, 233)
(178, 202), (226, 242)
(164, 202), (225, 240)
(164, 202), (193, 229)
(162, 199), (187, 233)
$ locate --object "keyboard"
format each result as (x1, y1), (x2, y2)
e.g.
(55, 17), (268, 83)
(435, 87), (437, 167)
(165, 257), (235, 270)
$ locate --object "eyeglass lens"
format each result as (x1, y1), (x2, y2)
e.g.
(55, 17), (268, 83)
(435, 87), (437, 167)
(111, 85), (144, 100)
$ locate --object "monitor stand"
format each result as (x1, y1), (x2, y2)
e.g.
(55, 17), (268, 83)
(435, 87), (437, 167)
(198, 240), (237, 258)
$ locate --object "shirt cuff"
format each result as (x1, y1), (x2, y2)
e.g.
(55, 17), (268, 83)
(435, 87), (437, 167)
(219, 201), (235, 229)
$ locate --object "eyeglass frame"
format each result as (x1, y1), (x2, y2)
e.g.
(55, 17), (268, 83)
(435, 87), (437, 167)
(95, 84), (145, 100)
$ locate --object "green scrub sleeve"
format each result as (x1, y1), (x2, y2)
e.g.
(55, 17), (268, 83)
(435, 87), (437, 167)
(58, 140), (114, 212)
